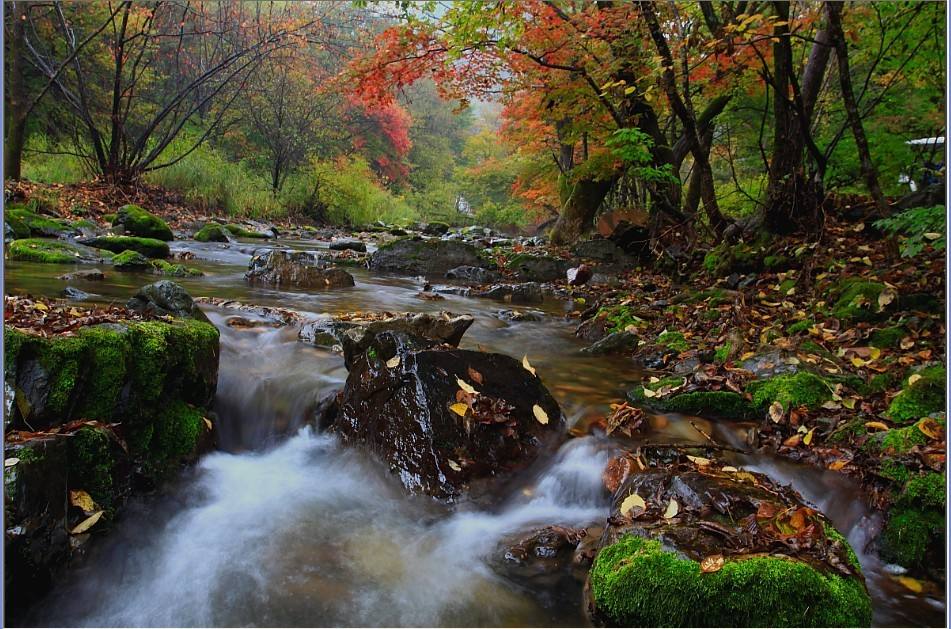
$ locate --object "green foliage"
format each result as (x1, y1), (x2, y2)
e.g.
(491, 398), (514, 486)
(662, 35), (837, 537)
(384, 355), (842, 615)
(590, 535), (871, 627)
(20, 133), (91, 184)
(747, 372), (833, 409)
(606, 128), (678, 185)
(874, 206), (946, 258)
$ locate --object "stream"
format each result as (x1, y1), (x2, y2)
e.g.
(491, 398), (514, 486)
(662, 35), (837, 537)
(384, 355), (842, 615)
(5, 237), (945, 627)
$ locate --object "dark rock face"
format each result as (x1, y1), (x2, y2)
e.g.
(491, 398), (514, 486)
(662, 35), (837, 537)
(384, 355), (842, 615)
(507, 254), (569, 282)
(498, 525), (588, 586)
(445, 265), (501, 284)
(422, 222), (450, 235)
(370, 238), (491, 276)
(495, 309), (545, 322)
(336, 331), (564, 500)
(573, 239), (631, 264)
(61, 287), (94, 301)
(580, 331), (638, 355)
(329, 239), (367, 253)
(477, 283), (544, 304)
(246, 250), (355, 289)
(575, 317), (611, 343)
(127, 280), (209, 321)
(299, 312), (475, 368)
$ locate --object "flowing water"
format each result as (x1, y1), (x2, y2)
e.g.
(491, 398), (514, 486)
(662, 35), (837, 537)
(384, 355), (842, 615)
(5, 237), (945, 627)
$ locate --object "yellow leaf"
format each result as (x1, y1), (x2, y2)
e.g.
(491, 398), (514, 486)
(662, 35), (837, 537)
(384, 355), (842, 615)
(385, 356), (401, 368)
(828, 459), (849, 471)
(769, 401), (784, 423)
(721, 465), (738, 473)
(700, 554), (725, 573)
(878, 288), (897, 308)
(533, 404), (549, 425)
(203, 417), (213, 430)
(447, 460), (462, 472)
(917, 418), (944, 439)
(641, 387), (657, 398)
(70, 510), (104, 535)
(69, 490), (96, 513)
(803, 427), (816, 446)
(449, 403), (469, 417)
(896, 576), (924, 593)
(34, 302), (49, 311)
(686, 455), (711, 466)
(908, 374), (923, 386)
(456, 378), (477, 394)
(864, 421), (890, 432)
(664, 498), (679, 519)
(619, 492), (646, 516)
(4, 457), (20, 467)
(740, 351), (756, 360)
(842, 397), (857, 410)
(850, 356), (868, 368)
(522, 355), (536, 376)
(869, 347), (881, 360)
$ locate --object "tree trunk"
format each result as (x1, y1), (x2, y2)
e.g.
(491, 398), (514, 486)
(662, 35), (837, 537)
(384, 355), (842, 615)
(826, 2), (888, 214)
(5, 1), (28, 181)
(549, 175), (615, 245)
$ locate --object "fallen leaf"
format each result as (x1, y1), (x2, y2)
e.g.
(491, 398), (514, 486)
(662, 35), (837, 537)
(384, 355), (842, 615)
(4, 457), (20, 467)
(70, 510), (104, 535)
(467, 367), (483, 385)
(69, 490), (96, 513)
(385, 356), (401, 368)
(828, 459), (849, 471)
(664, 498), (679, 519)
(641, 387), (657, 398)
(34, 302), (49, 312)
(896, 576), (924, 593)
(700, 554), (725, 573)
(907, 374), (922, 386)
(449, 402), (469, 417)
(203, 417), (213, 431)
(619, 492), (646, 516)
(522, 355), (536, 376)
(686, 455), (711, 466)
(769, 401), (784, 423)
(803, 427), (816, 446)
(456, 378), (477, 394)
(864, 421), (890, 432)
(447, 460), (462, 472)
(899, 336), (915, 350)
(721, 465), (738, 472)
(533, 404), (549, 424)
(878, 288), (897, 308)
(917, 418), (944, 440)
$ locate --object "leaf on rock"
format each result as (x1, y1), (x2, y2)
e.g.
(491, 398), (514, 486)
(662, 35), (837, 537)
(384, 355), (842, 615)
(449, 402), (469, 417)
(385, 356), (401, 368)
(700, 554), (725, 573)
(447, 460), (462, 472)
(533, 404), (549, 424)
(907, 374), (922, 386)
(69, 490), (97, 513)
(70, 510), (104, 535)
(203, 417), (213, 431)
(619, 492), (646, 516)
(864, 421), (889, 432)
(768, 401), (784, 423)
(456, 378), (477, 394)
(803, 427), (816, 446)
(664, 498), (679, 519)
(687, 455), (712, 467)
(917, 418), (944, 440)
(522, 355), (536, 376)
(896, 576), (924, 593)
(4, 457), (20, 468)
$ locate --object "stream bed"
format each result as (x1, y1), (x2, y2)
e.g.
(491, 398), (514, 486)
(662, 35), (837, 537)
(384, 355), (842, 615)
(5, 237), (945, 627)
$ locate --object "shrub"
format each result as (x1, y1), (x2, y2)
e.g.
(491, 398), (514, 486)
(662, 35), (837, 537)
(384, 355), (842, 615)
(874, 205), (946, 257)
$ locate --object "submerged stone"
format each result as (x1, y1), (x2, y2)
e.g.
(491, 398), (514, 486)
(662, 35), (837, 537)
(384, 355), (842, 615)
(126, 280), (209, 321)
(477, 282), (544, 304)
(246, 249), (355, 290)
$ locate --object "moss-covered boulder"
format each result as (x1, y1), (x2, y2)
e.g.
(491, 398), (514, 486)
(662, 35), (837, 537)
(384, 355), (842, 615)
(506, 253), (569, 282)
(746, 371), (834, 410)
(827, 278), (891, 322)
(886, 366), (945, 423)
(627, 377), (759, 419)
(879, 472), (946, 570)
(702, 241), (763, 277)
(7, 238), (110, 264)
(5, 206), (78, 238)
(112, 249), (151, 270)
(112, 204), (173, 241)
(79, 235), (169, 258)
(588, 458), (872, 627)
(369, 238), (492, 276)
(868, 326), (907, 349)
(193, 223), (231, 242)
(224, 223), (269, 238)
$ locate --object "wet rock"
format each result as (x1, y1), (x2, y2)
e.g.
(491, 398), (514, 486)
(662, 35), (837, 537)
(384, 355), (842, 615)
(495, 309), (545, 322)
(498, 526), (587, 586)
(329, 239), (367, 253)
(336, 331), (565, 500)
(575, 317), (612, 343)
(445, 265), (501, 284)
(429, 285), (472, 297)
(567, 264), (593, 287)
(312, 390), (341, 431)
(58, 269), (105, 282)
(246, 249), (355, 290)
(573, 239), (631, 264)
(506, 254), (568, 282)
(739, 350), (799, 379)
(112, 249), (151, 270)
(299, 311), (474, 369)
(224, 316), (281, 329)
(462, 225), (492, 237)
(370, 238), (492, 276)
(61, 287), (94, 301)
(422, 222), (450, 236)
(589, 273), (622, 287)
(580, 331), (638, 356)
(388, 227), (408, 236)
(8, 239), (108, 264)
(587, 456), (872, 627)
(127, 280), (209, 321)
(79, 235), (170, 258)
(193, 223), (232, 242)
(477, 282), (544, 304)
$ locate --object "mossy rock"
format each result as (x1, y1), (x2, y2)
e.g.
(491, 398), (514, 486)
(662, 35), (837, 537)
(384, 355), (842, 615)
(597, 304), (646, 335)
(657, 331), (689, 353)
(369, 237), (493, 276)
(868, 326), (907, 349)
(827, 278), (889, 322)
(7, 238), (108, 264)
(702, 242), (762, 277)
(149, 259), (203, 277)
(628, 376), (759, 419)
(193, 223), (231, 242)
(786, 319), (815, 335)
(886, 366), (945, 423)
(80, 235), (169, 258)
(112, 249), (150, 270)
(864, 417), (944, 454)
(590, 536), (871, 627)
(5, 207), (77, 238)
(880, 472), (946, 569)
(113, 204), (173, 241)
(746, 372), (833, 410)
(224, 223), (268, 238)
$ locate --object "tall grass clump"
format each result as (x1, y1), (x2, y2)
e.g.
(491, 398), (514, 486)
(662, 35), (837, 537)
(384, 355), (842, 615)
(21, 133), (91, 184)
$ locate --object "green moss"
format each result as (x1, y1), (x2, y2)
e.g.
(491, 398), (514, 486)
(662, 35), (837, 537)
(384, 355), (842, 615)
(887, 366), (945, 423)
(747, 372), (833, 409)
(114, 204), (173, 240)
(880, 508), (944, 569)
(701, 309), (721, 321)
(68, 426), (115, 509)
(657, 391), (758, 419)
(597, 304), (645, 334)
(225, 223), (268, 238)
(7, 238), (100, 264)
(901, 472), (946, 510)
(590, 535), (871, 627)
(151, 400), (203, 463)
(829, 279), (887, 322)
(149, 259), (203, 277)
(878, 460), (911, 485)
(868, 372), (900, 394)
(82, 235), (169, 258)
(112, 249), (150, 270)
(824, 525), (862, 574)
(38, 335), (86, 416)
(102, 213), (117, 224)
(868, 326), (907, 349)
(866, 418), (944, 454)
(74, 325), (131, 420)
(778, 278), (796, 295)
(764, 254), (791, 270)
(786, 319), (815, 335)
(657, 331), (689, 352)
(5, 207), (74, 237)
(714, 342), (732, 363)
(193, 223), (231, 242)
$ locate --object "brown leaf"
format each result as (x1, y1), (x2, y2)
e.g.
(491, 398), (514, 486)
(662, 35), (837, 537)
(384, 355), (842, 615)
(467, 367), (483, 385)
(700, 554), (725, 573)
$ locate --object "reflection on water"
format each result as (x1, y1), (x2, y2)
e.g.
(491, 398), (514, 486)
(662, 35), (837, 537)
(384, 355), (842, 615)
(6, 238), (945, 627)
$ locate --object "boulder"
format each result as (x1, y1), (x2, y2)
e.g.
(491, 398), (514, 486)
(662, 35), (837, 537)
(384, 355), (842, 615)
(113, 204), (173, 241)
(4, 207), (78, 238)
(495, 309), (545, 322)
(422, 222), (450, 235)
(573, 239), (631, 264)
(126, 280), (209, 321)
(580, 331), (638, 355)
(477, 282), (544, 304)
(193, 223), (232, 242)
(57, 269), (105, 281)
(246, 249), (355, 289)
(445, 265), (501, 284)
(61, 287), (94, 301)
(336, 331), (564, 500)
(369, 238), (492, 276)
(506, 254), (569, 282)
(112, 249), (151, 270)
(587, 453), (872, 627)
(498, 525), (588, 586)
(298, 311), (475, 368)
(7, 239), (108, 264)
(79, 235), (169, 258)
(329, 239), (367, 253)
